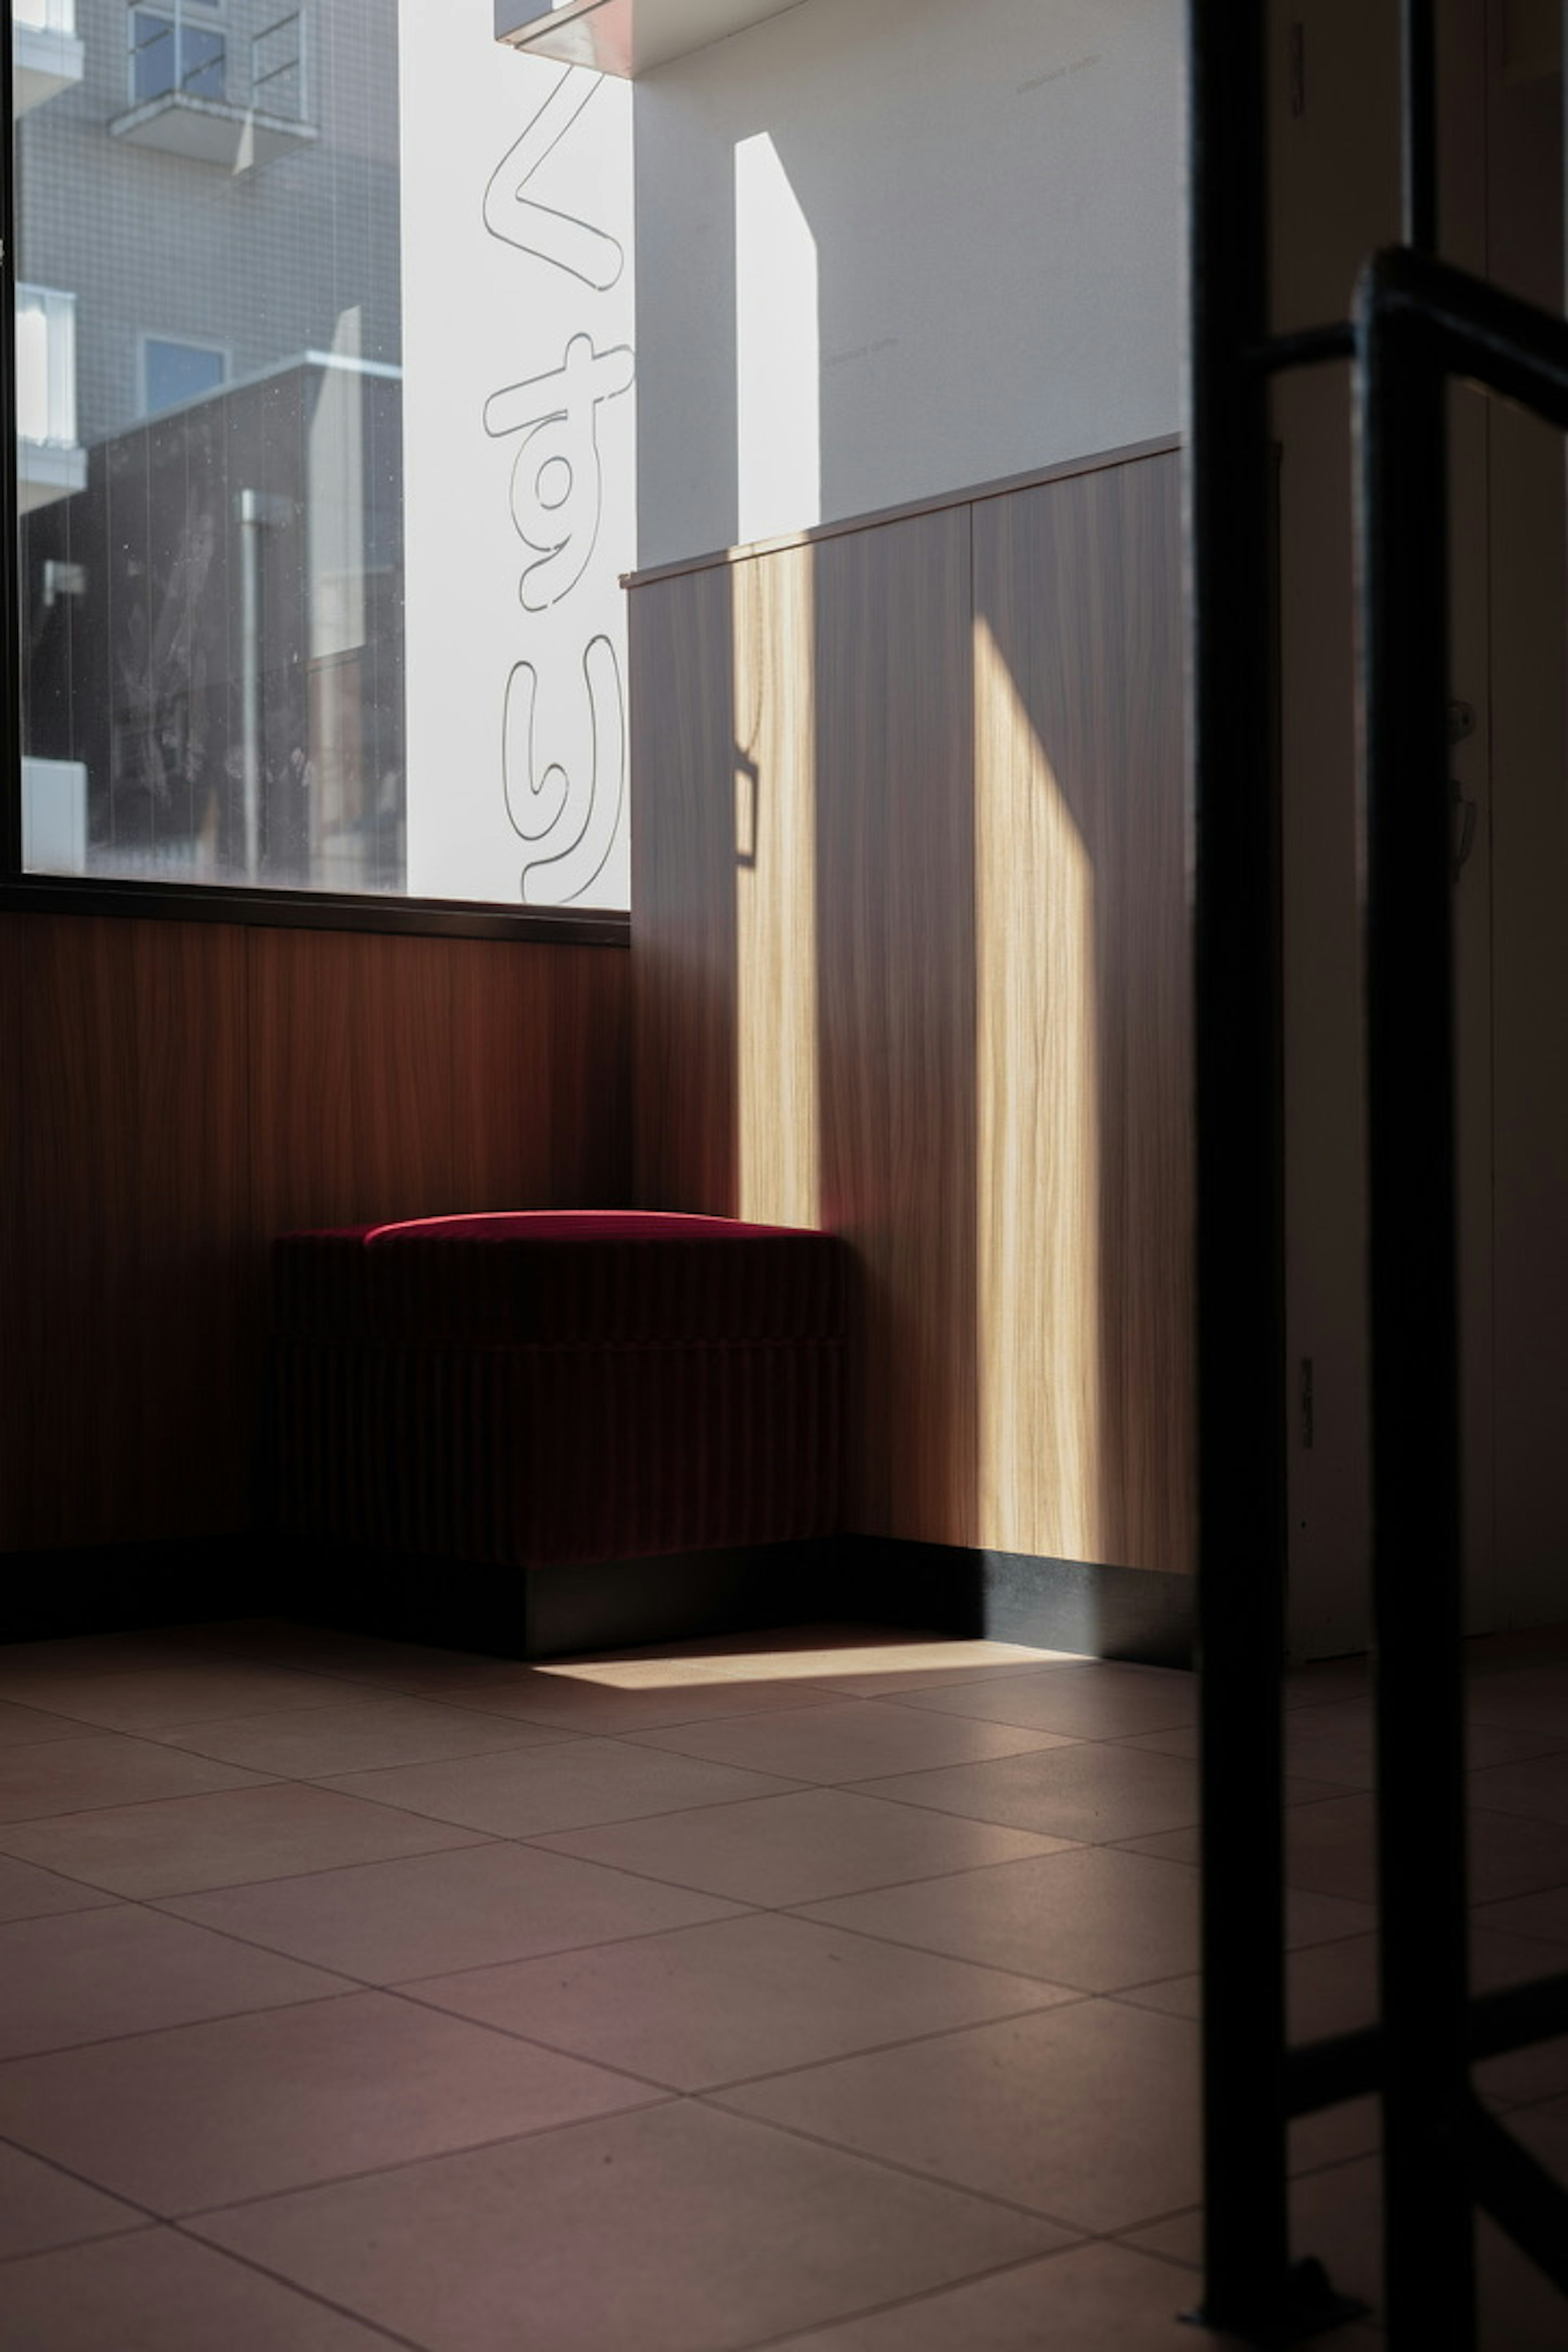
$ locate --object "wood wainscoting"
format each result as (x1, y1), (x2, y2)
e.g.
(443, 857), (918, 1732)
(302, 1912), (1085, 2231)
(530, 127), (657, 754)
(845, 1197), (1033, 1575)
(629, 438), (1194, 1586)
(0, 914), (629, 1558)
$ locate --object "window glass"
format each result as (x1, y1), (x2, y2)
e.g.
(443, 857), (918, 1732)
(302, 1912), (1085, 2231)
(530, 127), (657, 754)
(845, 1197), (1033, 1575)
(11, 1), (635, 909)
(141, 335), (226, 415)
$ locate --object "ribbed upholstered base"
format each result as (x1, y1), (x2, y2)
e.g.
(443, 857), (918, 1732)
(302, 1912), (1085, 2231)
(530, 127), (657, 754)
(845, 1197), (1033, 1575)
(269, 1211), (849, 1575)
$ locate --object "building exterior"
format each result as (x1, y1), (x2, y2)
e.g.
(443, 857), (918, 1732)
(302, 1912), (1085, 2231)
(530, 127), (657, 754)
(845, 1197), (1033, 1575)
(15, 0), (406, 888)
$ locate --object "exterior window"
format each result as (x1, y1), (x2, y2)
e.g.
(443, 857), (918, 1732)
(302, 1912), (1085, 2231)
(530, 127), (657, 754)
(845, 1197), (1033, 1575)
(129, 6), (226, 103)
(9, 0), (634, 912)
(140, 334), (227, 416)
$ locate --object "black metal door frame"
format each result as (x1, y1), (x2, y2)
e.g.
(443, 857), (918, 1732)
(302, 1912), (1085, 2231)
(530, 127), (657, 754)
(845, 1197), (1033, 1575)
(1187, 3), (1568, 2343)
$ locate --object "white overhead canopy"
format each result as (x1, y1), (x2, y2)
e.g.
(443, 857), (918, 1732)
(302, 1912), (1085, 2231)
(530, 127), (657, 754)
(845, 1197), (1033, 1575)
(494, 0), (806, 78)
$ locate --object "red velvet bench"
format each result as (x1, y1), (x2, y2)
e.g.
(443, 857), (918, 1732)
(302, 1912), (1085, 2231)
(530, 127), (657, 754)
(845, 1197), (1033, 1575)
(270, 1210), (849, 1656)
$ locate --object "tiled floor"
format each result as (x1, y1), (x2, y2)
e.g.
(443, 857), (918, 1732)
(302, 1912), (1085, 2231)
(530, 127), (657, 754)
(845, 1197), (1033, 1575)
(0, 1618), (1562, 2349)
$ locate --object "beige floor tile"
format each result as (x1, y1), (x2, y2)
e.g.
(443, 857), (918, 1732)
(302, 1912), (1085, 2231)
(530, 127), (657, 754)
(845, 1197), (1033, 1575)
(767, 2239), (1220, 2350)
(149, 1691), (569, 1777)
(1125, 1703), (1560, 1788)
(0, 1699), (82, 1749)
(323, 1738), (804, 1838)
(804, 1656), (1086, 1693)
(851, 1742), (1203, 1844)
(556, 1630), (1067, 1696)
(1467, 1664), (1568, 1738)
(157, 1840), (745, 1981)
(717, 1999), (1201, 2234)
(1114, 2205), (1202, 2268)
(0, 1989), (660, 2216)
(623, 1699), (1079, 1784)
(405, 1908), (1076, 2089)
(886, 1662), (1198, 1740)
(1126, 1793), (1568, 1904)
(0, 1663), (352, 1735)
(0, 1732), (271, 1824)
(538, 1787), (1073, 1906)
(193, 2099), (1066, 2352)
(1475, 1883), (1568, 1944)
(0, 1903), (354, 2058)
(0, 1853), (120, 1924)
(0, 1780), (487, 1897)
(1474, 2033), (1568, 2110)
(0, 2142), (145, 2262)
(431, 1668), (852, 1735)
(1281, 2149), (1568, 2350)
(799, 1845), (1200, 1993)
(1469, 1751), (1568, 1827)
(1283, 1657), (1373, 1710)
(0, 2228), (412, 2350)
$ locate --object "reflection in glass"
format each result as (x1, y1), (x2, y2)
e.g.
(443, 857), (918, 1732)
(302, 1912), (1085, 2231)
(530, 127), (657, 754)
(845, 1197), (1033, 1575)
(15, 0), (407, 893)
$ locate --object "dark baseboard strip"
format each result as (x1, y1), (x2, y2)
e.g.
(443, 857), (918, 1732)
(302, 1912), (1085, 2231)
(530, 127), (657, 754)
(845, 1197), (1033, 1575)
(1, 1532), (1194, 1669)
(0, 1536), (262, 1642)
(842, 1539), (1194, 1669)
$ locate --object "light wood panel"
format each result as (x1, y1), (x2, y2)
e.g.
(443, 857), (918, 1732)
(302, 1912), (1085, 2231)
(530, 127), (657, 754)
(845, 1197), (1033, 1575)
(0, 913), (630, 1554)
(629, 448), (1192, 1573)
(973, 454), (1192, 1572)
(733, 543), (820, 1230)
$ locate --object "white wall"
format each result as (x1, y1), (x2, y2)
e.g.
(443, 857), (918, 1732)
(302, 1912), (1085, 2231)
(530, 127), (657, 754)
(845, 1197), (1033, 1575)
(399, 1), (635, 908)
(633, 0), (1183, 569)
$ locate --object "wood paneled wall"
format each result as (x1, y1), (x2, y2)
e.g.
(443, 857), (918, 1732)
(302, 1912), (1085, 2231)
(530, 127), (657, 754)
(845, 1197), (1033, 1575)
(630, 444), (1192, 1574)
(0, 915), (628, 1552)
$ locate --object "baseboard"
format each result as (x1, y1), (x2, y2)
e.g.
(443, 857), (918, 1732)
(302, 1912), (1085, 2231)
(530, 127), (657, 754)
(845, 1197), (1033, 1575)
(0, 1530), (1193, 1670)
(0, 1535), (263, 1642)
(839, 1538), (1194, 1669)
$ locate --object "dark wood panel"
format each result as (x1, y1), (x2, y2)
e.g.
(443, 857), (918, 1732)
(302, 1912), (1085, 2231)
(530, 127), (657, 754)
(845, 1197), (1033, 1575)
(449, 938), (631, 1211)
(974, 452), (1192, 1574)
(246, 927), (457, 1237)
(1, 917), (254, 1547)
(629, 560), (740, 1214)
(813, 507), (978, 1547)
(126, 918), (253, 1537)
(1, 912), (630, 1556)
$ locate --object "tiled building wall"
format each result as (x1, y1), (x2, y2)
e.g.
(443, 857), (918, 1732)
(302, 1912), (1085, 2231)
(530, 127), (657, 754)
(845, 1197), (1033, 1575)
(16, 0), (401, 445)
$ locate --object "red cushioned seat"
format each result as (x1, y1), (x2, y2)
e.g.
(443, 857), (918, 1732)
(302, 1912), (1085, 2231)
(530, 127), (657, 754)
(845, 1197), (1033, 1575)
(270, 1211), (847, 1592)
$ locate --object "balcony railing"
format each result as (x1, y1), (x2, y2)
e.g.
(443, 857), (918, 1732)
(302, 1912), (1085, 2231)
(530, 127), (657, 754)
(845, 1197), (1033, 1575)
(112, 1), (313, 166)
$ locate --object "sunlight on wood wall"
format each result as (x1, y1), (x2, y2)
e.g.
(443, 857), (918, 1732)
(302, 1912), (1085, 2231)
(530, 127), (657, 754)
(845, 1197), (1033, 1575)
(733, 547), (819, 1229)
(975, 615), (1103, 1560)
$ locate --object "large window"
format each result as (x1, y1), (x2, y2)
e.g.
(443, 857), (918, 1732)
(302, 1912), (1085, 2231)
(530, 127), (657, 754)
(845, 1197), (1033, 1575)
(9, 0), (635, 914)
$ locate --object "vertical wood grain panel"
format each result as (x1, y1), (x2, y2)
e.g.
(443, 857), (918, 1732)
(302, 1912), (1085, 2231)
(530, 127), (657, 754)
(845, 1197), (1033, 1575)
(733, 543), (819, 1229)
(630, 561), (740, 1214)
(813, 506), (977, 1546)
(974, 453), (1192, 1573)
(1, 913), (630, 1554)
(246, 927), (457, 1237)
(127, 919), (253, 1535)
(449, 939), (632, 1214)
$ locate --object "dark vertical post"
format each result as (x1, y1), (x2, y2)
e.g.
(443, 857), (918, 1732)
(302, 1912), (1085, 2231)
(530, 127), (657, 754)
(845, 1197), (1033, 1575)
(1400, 0), (1439, 254)
(1186, 0), (1291, 2328)
(1355, 273), (1476, 2348)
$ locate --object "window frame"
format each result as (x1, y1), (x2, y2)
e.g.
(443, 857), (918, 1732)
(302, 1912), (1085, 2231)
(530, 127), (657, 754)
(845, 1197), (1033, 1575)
(0, 0), (628, 946)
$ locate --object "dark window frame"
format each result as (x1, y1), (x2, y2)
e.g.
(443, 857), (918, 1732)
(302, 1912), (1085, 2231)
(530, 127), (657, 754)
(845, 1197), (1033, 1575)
(0, 3), (629, 949)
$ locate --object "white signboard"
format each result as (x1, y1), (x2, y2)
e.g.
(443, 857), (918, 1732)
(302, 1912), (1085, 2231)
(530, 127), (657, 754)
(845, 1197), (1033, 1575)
(399, 2), (634, 907)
